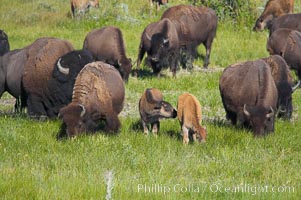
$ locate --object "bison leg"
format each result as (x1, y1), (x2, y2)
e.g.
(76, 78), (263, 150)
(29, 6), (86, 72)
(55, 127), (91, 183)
(151, 121), (160, 137)
(204, 37), (215, 69)
(104, 113), (121, 133)
(142, 120), (149, 135)
(26, 94), (48, 120)
(135, 43), (146, 77)
(182, 126), (189, 145)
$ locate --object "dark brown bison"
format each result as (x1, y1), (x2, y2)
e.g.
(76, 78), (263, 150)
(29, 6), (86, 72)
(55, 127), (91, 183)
(219, 59), (278, 136)
(269, 13), (301, 35)
(261, 55), (299, 119)
(22, 37), (74, 119)
(58, 61), (125, 138)
(83, 26), (132, 82)
(253, 0), (294, 32)
(139, 88), (177, 136)
(70, 0), (99, 18)
(161, 5), (217, 69)
(267, 28), (301, 81)
(177, 92), (207, 144)
(136, 18), (180, 77)
(0, 30), (9, 56)
(47, 50), (94, 114)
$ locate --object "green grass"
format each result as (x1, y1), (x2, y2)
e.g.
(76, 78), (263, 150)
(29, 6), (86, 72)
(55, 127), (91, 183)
(1, 0), (301, 199)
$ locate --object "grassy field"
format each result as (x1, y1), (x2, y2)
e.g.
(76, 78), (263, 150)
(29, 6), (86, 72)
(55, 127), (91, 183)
(1, 0), (301, 199)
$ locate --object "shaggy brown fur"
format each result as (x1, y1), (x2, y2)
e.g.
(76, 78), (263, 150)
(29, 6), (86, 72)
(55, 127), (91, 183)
(253, 0), (294, 31)
(219, 59), (278, 136)
(177, 93), (207, 144)
(83, 26), (132, 82)
(59, 61), (125, 137)
(267, 29), (301, 81)
(139, 88), (177, 136)
(22, 37), (74, 119)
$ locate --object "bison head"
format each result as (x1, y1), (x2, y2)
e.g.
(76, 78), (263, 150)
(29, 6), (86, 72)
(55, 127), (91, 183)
(118, 57), (132, 82)
(195, 126), (207, 143)
(147, 33), (170, 74)
(277, 81), (300, 119)
(243, 104), (275, 136)
(144, 88), (177, 121)
(253, 15), (273, 32)
(53, 50), (93, 82)
(0, 30), (9, 56)
(58, 103), (87, 138)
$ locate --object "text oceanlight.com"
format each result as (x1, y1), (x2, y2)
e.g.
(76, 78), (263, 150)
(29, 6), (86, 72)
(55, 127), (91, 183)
(137, 183), (295, 195)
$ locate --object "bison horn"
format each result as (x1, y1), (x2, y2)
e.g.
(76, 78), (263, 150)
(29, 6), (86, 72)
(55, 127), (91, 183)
(266, 107), (274, 118)
(57, 58), (69, 75)
(243, 104), (250, 117)
(292, 80), (300, 92)
(146, 33), (152, 41)
(78, 104), (86, 117)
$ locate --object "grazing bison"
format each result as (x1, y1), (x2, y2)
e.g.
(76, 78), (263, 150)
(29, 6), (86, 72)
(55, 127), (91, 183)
(219, 59), (278, 136)
(47, 50), (94, 114)
(139, 88), (177, 136)
(0, 30), (9, 56)
(22, 37), (74, 119)
(261, 55), (299, 119)
(269, 13), (301, 35)
(58, 61), (125, 138)
(136, 18), (180, 77)
(177, 92), (207, 144)
(150, 0), (168, 11)
(0, 48), (28, 112)
(161, 5), (217, 69)
(83, 26), (132, 82)
(267, 28), (301, 80)
(253, 0), (294, 32)
(70, 0), (99, 18)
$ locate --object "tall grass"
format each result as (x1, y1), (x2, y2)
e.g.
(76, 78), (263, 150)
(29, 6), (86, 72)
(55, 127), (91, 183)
(0, 0), (301, 199)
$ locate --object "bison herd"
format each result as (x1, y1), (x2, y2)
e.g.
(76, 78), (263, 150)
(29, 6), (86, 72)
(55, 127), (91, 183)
(0, 1), (301, 142)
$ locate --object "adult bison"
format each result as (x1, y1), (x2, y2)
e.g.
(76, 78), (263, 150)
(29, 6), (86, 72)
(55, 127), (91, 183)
(219, 59), (278, 136)
(58, 61), (125, 138)
(22, 37), (74, 119)
(161, 5), (217, 70)
(0, 48), (28, 112)
(253, 0), (294, 32)
(269, 13), (301, 35)
(83, 26), (132, 82)
(70, 0), (99, 18)
(47, 50), (94, 114)
(261, 55), (299, 119)
(0, 30), (9, 56)
(267, 28), (301, 81)
(136, 18), (180, 77)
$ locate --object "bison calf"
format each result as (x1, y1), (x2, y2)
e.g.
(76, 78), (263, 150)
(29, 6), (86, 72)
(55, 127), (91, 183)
(58, 61), (125, 138)
(177, 93), (207, 144)
(139, 88), (177, 136)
